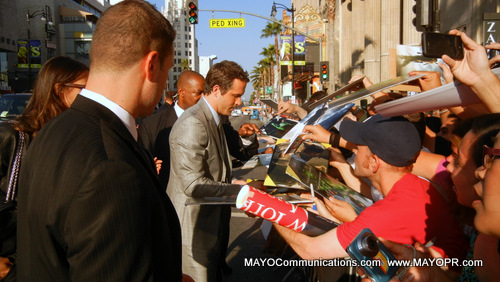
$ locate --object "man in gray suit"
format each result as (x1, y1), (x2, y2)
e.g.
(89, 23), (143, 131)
(168, 61), (249, 282)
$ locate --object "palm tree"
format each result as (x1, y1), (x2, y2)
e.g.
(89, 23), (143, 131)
(180, 59), (191, 71)
(250, 65), (265, 93)
(260, 44), (276, 86)
(260, 21), (282, 66)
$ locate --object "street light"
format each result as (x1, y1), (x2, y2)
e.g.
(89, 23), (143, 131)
(270, 1), (295, 99)
(25, 9), (47, 90)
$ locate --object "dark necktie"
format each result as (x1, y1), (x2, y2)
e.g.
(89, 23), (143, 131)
(218, 122), (231, 182)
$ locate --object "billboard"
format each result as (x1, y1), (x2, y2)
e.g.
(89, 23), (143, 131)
(17, 40), (29, 68)
(280, 35), (306, 66)
(17, 40), (41, 69)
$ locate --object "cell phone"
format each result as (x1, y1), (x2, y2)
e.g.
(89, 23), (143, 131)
(346, 228), (399, 282)
(421, 32), (464, 60)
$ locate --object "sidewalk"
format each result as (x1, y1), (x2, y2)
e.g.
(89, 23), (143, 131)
(223, 208), (308, 282)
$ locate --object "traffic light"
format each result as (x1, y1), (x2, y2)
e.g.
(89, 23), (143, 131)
(187, 1), (198, 24)
(412, 0), (431, 31)
(320, 61), (329, 82)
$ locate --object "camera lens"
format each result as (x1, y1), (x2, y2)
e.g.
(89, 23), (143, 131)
(359, 234), (379, 257)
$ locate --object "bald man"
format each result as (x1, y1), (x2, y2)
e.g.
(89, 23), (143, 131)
(138, 71), (204, 188)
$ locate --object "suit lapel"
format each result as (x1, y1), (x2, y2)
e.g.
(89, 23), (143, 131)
(197, 99), (230, 181)
(198, 99), (225, 161)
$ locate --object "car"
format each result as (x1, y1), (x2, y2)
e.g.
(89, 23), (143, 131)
(0, 94), (31, 123)
(250, 109), (260, 120)
(231, 109), (242, 117)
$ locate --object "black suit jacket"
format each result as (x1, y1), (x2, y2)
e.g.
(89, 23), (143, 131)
(138, 103), (258, 189)
(17, 95), (182, 281)
(138, 103), (178, 189)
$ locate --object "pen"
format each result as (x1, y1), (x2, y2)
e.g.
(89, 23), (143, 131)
(424, 237), (436, 248)
(310, 184), (317, 211)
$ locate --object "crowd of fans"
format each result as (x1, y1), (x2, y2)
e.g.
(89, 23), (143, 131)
(0, 0), (499, 280)
(274, 29), (500, 281)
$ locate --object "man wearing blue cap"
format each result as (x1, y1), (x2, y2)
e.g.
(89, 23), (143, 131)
(275, 114), (467, 273)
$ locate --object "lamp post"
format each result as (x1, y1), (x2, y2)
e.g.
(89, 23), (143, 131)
(25, 9), (47, 90)
(271, 1), (295, 99)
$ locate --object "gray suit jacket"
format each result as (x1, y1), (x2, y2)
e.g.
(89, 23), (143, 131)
(167, 98), (241, 281)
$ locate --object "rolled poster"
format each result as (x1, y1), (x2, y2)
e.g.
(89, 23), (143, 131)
(236, 185), (338, 236)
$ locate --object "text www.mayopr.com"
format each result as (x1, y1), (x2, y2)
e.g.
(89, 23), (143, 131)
(244, 257), (483, 268)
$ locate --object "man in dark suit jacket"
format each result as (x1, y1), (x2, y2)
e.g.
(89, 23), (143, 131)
(139, 70), (260, 189)
(17, 1), (183, 281)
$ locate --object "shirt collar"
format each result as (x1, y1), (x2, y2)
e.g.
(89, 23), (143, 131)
(173, 101), (184, 118)
(202, 96), (220, 126)
(80, 89), (138, 141)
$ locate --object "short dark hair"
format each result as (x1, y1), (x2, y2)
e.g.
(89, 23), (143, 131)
(204, 60), (249, 95)
(90, 0), (176, 72)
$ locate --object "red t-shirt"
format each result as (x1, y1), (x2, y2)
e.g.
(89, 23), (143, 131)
(337, 173), (467, 263)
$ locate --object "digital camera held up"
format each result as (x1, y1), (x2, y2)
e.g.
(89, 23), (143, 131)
(346, 228), (399, 282)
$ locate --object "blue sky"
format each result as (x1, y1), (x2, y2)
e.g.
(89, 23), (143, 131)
(147, 0), (292, 99)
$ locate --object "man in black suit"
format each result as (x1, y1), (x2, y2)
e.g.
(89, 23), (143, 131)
(139, 70), (260, 188)
(17, 1), (183, 281)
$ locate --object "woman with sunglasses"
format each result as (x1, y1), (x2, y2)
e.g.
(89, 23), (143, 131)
(0, 56), (88, 281)
(473, 130), (500, 238)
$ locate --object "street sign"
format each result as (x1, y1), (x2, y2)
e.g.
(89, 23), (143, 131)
(209, 18), (245, 28)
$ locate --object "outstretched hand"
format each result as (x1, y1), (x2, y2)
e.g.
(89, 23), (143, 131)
(302, 125), (331, 144)
(277, 101), (308, 119)
(485, 42), (500, 67)
(408, 71), (442, 92)
(238, 123), (261, 137)
(441, 30), (491, 88)
(324, 196), (357, 223)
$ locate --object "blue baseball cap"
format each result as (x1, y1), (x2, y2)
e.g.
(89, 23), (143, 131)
(339, 114), (422, 167)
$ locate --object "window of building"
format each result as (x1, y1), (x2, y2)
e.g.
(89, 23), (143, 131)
(185, 43), (188, 48)
(185, 51), (188, 56)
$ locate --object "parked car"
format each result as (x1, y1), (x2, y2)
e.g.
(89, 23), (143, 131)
(0, 94), (31, 123)
(231, 109), (242, 117)
(250, 109), (260, 120)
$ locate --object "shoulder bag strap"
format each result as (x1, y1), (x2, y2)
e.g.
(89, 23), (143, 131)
(5, 131), (26, 202)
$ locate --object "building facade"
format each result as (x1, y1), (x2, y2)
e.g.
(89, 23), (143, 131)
(199, 55), (217, 78)
(161, 0), (198, 91)
(0, 0), (109, 92)
(292, 0), (500, 91)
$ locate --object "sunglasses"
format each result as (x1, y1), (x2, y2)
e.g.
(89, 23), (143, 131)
(483, 145), (500, 169)
(63, 83), (85, 89)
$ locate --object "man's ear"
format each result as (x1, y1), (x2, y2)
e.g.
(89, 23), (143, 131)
(370, 154), (381, 173)
(212, 85), (221, 97)
(145, 51), (160, 81)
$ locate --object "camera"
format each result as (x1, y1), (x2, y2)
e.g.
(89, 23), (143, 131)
(346, 228), (399, 282)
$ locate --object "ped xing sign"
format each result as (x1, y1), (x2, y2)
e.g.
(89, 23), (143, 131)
(209, 18), (245, 28)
